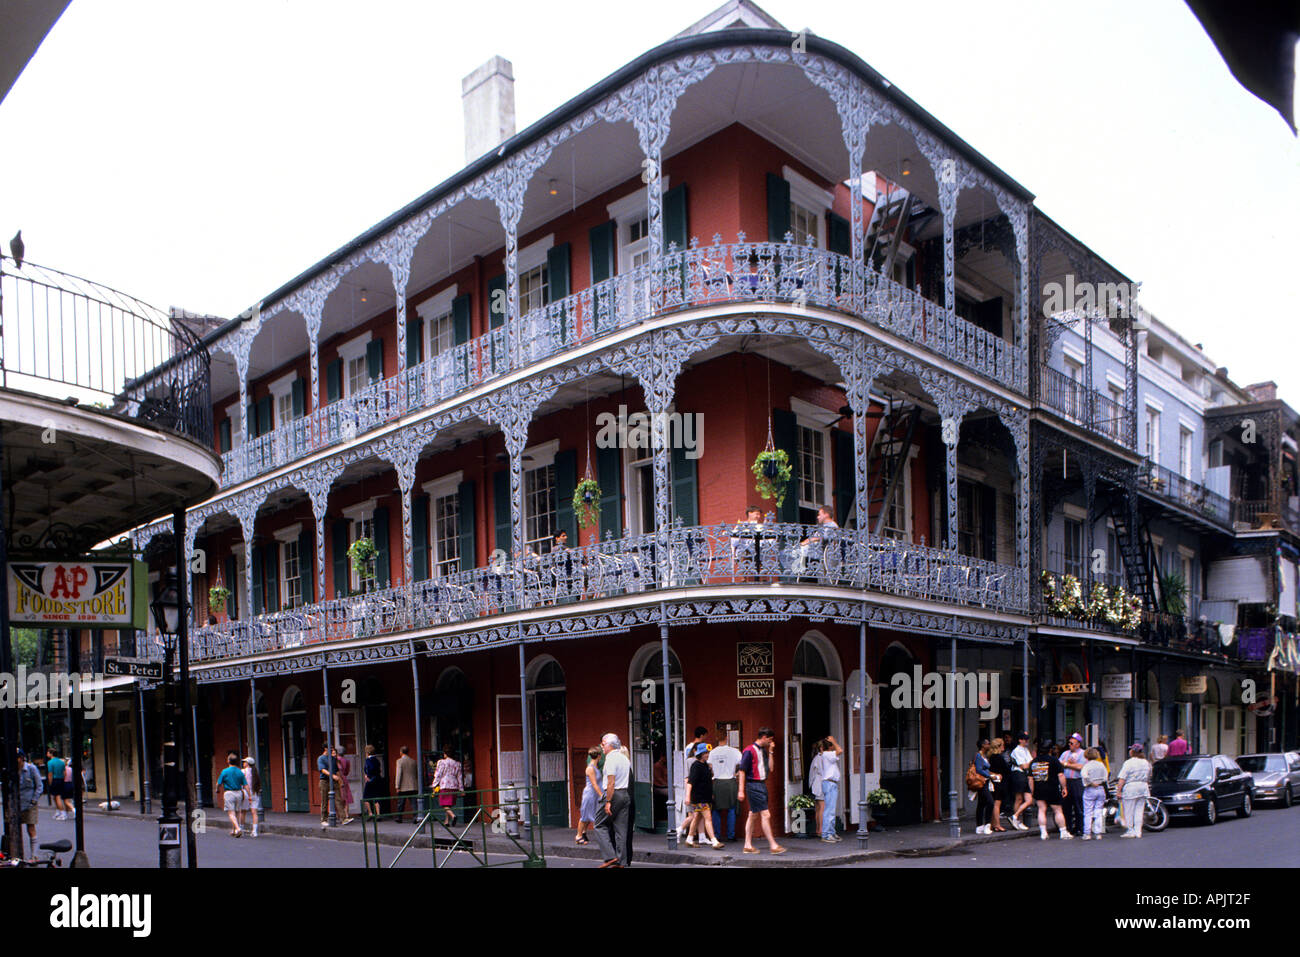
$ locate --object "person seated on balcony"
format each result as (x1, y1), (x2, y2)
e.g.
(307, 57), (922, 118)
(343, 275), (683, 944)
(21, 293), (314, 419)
(731, 506), (765, 579)
(793, 506), (839, 578)
(549, 529), (569, 552)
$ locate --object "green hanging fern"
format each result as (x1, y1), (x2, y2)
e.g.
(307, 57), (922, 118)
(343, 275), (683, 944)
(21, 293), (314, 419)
(573, 478), (602, 529)
(347, 537), (377, 576)
(208, 585), (231, 613)
(752, 448), (792, 507)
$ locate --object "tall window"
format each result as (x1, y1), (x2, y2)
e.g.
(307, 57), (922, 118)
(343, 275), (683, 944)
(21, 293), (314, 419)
(1179, 427), (1194, 478)
(428, 310), (454, 360)
(790, 202), (819, 247)
(281, 539), (302, 610)
(276, 391), (294, 429)
(519, 264), (549, 316)
(1144, 406), (1161, 464)
(352, 516), (376, 593)
(1106, 528), (1122, 586)
(880, 449), (909, 541)
(347, 355), (371, 398)
(432, 492), (460, 577)
(1063, 518), (1083, 578)
(797, 424), (828, 514)
(524, 464), (556, 554)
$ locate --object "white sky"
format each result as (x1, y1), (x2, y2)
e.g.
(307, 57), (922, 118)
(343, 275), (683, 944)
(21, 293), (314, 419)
(2, 0), (1297, 396)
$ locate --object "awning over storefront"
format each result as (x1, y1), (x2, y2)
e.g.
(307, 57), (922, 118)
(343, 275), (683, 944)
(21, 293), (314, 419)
(1207, 556), (1270, 604)
(20, 673), (138, 708)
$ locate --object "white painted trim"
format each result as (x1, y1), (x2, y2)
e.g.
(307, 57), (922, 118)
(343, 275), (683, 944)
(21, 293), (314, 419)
(1062, 345), (1085, 367)
(342, 498), (378, 522)
(273, 523), (303, 543)
(1105, 371), (1126, 391)
(605, 179), (671, 224)
(1144, 396), (1164, 413)
(1177, 417), (1197, 435)
(523, 438), (560, 470)
(268, 372), (297, 398)
(422, 471), (464, 500)
(1177, 544), (1196, 559)
(516, 235), (554, 275)
(337, 331), (372, 364)
(416, 284), (458, 322)
(783, 165), (833, 212)
(1063, 504), (1088, 521)
(790, 397), (839, 429)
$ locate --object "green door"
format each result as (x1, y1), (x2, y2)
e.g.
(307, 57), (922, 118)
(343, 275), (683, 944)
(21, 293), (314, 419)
(254, 710), (272, 810)
(533, 689), (568, 826)
(283, 714), (309, 812)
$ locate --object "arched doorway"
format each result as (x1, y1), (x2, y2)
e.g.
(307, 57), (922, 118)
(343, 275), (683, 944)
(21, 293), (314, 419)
(281, 687), (309, 812)
(246, 690), (272, 810)
(360, 676), (388, 799)
(627, 645), (684, 833)
(431, 668), (474, 819)
(784, 633), (844, 831)
(879, 644), (923, 824)
(528, 657), (569, 826)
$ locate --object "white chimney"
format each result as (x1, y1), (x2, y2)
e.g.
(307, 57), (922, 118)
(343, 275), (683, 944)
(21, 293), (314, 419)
(462, 56), (516, 164)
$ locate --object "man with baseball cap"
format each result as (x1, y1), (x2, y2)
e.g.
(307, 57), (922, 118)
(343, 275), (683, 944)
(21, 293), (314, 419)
(1008, 732), (1034, 830)
(1060, 732), (1087, 836)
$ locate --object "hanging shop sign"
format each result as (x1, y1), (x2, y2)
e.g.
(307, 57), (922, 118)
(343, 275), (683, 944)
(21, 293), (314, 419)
(1178, 675), (1208, 695)
(737, 642), (773, 676)
(1044, 683), (1089, 696)
(1100, 674), (1134, 700)
(738, 679), (775, 698)
(8, 560), (147, 628)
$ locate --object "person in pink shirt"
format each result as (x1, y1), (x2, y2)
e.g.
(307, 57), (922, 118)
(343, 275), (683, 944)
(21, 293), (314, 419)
(1166, 730), (1190, 756)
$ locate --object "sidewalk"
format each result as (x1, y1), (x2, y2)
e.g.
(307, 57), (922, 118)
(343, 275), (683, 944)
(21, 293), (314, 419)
(75, 802), (1042, 866)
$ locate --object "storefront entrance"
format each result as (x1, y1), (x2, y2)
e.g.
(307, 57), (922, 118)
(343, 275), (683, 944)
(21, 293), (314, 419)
(528, 658), (569, 827)
(879, 645), (923, 824)
(628, 646), (684, 833)
(281, 687), (309, 812)
(783, 634), (843, 831)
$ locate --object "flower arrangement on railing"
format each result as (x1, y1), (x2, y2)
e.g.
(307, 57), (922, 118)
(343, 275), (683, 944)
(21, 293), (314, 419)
(573, 478), (601, 529)
(347, 537), (377, 578)
(752, 448), (792, 507)
(1040, 572), (1140, 630)
(208, 585), (231, 614)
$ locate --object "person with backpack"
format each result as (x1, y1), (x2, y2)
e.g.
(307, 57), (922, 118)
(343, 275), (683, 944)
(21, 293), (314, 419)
(737, 728), (785, 855)
(243, 757), (262, 837)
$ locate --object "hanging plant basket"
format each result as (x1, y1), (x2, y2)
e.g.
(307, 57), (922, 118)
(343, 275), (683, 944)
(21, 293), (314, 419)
(208, 585), (231, 613)
(573, 479), (602, 529)
(347, 537), (377, 578)
(752, 448), (792, 507)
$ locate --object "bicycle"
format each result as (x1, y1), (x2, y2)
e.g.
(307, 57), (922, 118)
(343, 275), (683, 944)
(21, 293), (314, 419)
(0, 838), (71, 867)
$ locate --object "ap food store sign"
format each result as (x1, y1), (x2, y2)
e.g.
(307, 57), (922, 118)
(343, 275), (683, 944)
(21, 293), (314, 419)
(8, 561), (147, 628)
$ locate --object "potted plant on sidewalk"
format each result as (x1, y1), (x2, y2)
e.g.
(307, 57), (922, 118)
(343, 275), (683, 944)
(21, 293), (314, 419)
(788, 793), (816, 837)
(867, 787), (895, 829)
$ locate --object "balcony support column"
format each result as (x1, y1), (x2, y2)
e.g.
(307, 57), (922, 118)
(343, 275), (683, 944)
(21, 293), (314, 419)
(936, 395), (973, 552)
(374, 439), (422, 590)
(370, 225), (420, 409)
(234, 497), (259, 620)
(302, 460), (344, 603)
(1009, 411), (1031, 607)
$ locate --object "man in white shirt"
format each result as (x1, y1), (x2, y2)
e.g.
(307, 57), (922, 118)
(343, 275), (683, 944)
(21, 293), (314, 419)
(594, 733), (632, 867)
(817, 736), (844, 843)
(707, 734), (742, 842)
(1009, 732), (1035, 830)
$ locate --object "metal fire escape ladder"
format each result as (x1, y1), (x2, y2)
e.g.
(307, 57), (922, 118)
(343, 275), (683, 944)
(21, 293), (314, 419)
(1106, 489), (1162, 612)
(868, 402), (922, 537)
(866, 191), (914, 276)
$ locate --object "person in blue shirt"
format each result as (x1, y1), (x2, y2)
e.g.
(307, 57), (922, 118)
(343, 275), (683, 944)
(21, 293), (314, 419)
(317, 745), (341, 827)
(217, 754), (248, 838)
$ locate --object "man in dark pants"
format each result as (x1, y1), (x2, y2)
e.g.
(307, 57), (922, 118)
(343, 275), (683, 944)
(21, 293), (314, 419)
(317, 744), (341, 827)
(593, 732), (632, 867)
(1060, 733), (1087, 836)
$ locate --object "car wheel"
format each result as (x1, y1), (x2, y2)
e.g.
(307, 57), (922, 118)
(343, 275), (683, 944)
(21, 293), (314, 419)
(1237, 792), (1252, 818)
(1200, 799), (1217, 825)
(1284, 788), (1293, 809)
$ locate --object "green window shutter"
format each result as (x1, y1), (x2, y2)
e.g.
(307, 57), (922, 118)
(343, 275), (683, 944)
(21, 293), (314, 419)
(257, 396), (273, 436)
(457, 481), (477, 571)
(488, 274), (507, 329)
(670, 437), (698, 528)
(554, 448), (578, 545)
(246, 401), (256, 439)
(406, 319), (423, 368)
(766, 173), (791, 241)
(412, 494), (430, 582)
(326, 359), (342, 403)
(332, 520), (349, 598)
(771, 407), (800, 523)
(291, 378), (305, 417)
(828, 212), (851, 255)
(493, 470), (511, 554)
(664, 184), (689, 253)
(589, 221), (616, 284)
(298, 527), (313, 603)
(596, 445), (623, 539)
(451, 295), (471, 345)
(224, 555), (238, 621)
(366, 339), (383, 381)
(250, 545), (264, 616)
(218, 419), (231, 454)
(546, 243), (571, 303)
(832, 429), (855, 527)
(373, 506), (390, 589)
(979, 483), (998, 562)
(263, 542), (280, 612)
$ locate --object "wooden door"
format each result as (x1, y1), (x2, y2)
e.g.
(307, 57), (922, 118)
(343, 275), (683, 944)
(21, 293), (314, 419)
(532, 690), (568, 826)
(283, 715), (309, 812)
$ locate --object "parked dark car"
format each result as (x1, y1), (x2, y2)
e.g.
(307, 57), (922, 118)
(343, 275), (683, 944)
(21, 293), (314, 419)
(1148, 754), (1253, 825)
(1237, 752), (1300, 807)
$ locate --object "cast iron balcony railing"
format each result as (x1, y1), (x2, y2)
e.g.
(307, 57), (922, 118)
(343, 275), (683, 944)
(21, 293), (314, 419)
(0, 257), (213, 447)
(218, 235), (1025, 487)
(1136, 460), (1232, 531)
(1040, 366), (1129, 447)
(180, 522), (1026, 662)
(1233, 498), (1300, 532)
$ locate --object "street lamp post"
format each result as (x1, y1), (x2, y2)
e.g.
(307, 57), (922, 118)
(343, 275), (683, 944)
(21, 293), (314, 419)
(151, 572), (182, 869)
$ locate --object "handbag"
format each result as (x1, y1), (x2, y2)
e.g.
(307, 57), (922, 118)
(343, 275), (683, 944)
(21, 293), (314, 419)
(965, 761), (986, 792)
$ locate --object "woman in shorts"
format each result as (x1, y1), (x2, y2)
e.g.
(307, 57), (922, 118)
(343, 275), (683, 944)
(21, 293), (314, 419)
(243, 757), (262, 837)
(1030, 739), (1070, 840)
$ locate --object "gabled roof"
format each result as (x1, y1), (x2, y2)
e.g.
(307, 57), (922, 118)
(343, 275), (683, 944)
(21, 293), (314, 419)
(674, 0), (786, 38)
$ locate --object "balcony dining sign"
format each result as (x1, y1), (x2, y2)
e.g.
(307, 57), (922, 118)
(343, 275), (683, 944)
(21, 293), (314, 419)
(7, 559), (148, 628)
